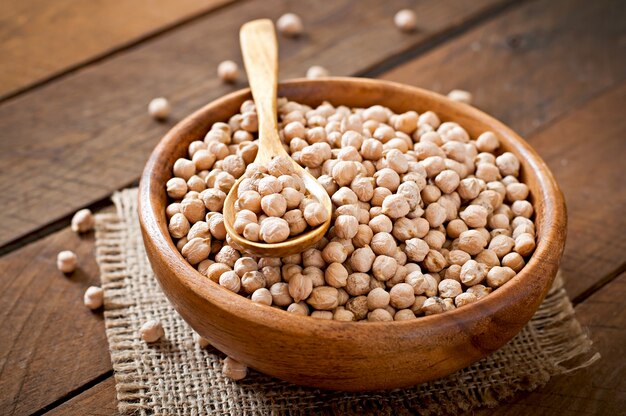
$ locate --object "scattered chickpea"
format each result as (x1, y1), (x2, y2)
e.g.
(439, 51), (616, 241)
(139, 320), (165, 343)
(148, 97), (171, 120)
(71, 209), (95, 233)
(394, 9), (417, 32)
(193, 331), (211, 348)
(306, 65), (329, 79)
(276, 13), (304, 37)
(217, 60), (239, 83)
(447, 89), (472, 105)
(83, 286), (104, 310)
(57, 250), (78, 273)
(223, 356), (247, 380)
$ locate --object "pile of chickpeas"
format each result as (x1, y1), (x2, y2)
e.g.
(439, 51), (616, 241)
(165, 98), (536, 322)
(232, 156), (328, 243)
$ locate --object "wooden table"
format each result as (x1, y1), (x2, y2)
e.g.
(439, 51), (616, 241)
(1, 0), (624, 414)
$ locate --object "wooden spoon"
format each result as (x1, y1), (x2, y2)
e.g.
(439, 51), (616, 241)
(223, 19), (332, 257)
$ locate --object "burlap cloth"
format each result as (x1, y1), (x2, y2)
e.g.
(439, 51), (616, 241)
(95, 188), (599, 415)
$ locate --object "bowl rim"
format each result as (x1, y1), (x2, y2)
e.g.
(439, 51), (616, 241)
(139, 76), (566, 336)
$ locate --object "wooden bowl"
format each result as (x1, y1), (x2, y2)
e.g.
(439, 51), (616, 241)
(139, 78), (566, 391)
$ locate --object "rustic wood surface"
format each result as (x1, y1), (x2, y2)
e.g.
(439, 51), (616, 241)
(0, 0), (624, 414)
(0, 0), (511, 250)
(0, 0), (232, 99)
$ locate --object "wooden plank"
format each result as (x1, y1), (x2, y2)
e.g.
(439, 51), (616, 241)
(6, 0), (620, 408)
(45, 377), (117, 416)
(380, 0), (626, 299)
(381, 0), (626, 137)
(0, 229), (111, 416)
(0, 0), (233, 99)
(0, 0), (512, 248)
(480, 272), (626, 415)
(43, 273), (626, 415)
(530, 83), (626, 300)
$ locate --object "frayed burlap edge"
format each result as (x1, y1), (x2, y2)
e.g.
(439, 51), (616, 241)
(95, 188), (599, 416)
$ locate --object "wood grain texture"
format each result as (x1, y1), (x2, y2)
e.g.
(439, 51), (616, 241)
(139, 78), (566, 390)
(0, 228), (111, 416)
(479, 273), (626, 415)
(0, 0), (233, 98)
(530, 82), (626, 300)
(381, 0), (626, 299)
(381, 0), (626, 137)
(224, 20), (333, 257)
(0, 0), (511, 249)
(44, 377), (118, 416)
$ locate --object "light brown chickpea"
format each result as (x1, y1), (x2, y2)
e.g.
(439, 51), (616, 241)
(372, 255), (398, 282)
(350, 246), (376, 273)
(466, 284), (492, 299)
(438, 279), (462, 298)
(457, 230), (488, 255)
(307, 286), (339, 310)
(351, 176), (375, 202)
(234, 257), (258, 277)
(514, 232), (536, 256)
(502, 252), (525, 272)
(424, 202), (446, 227)
(460, 260), (488, 286)
(488, 234), (515, 258)
(370, 232), (397, 256)
(321, 241), (348, 264)
(241, 271), (266, 294)
(486, 266), (516, 288)
(353, 224), (374, 248)
(474, 249), (500, 267)
(331, 187), (359, 206)
(422, 249), (447, 273)
(454, 292), (478, 308)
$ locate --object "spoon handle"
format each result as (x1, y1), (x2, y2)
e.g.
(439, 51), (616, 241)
(240, 19), (286, 159)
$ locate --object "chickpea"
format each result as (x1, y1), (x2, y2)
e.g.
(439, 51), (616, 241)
(259, 217), (290, 243)
(277, 13), (304, 37)
(514, 232), (536, 256)
(372, 255), (398, 282)
(374, 168), (400, 192)
(486, 266), (516, 288)
(460, 260), (488, 286)
(334, 215), (359, 239)
(459, 204), (489, 228)
(389, 283), (415, 309)
(394, 9), (417, 32)
(502, 252), (525, 272)
(261, 193), (287, 217)
(148, 97), (171, 120)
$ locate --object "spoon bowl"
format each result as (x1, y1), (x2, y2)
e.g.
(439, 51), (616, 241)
(222, 19), (332, 257)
